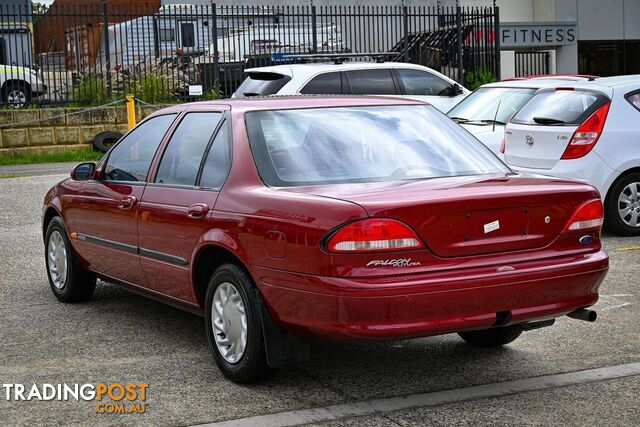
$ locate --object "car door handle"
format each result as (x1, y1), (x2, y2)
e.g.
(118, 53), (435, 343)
(187, 203), (209, 218)
(118, 196), (137, 210)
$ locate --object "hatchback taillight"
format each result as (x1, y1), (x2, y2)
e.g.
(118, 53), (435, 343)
(565, 199), (604, 232)
(325, 219), (423, 253)
(561, 101), (611, 160)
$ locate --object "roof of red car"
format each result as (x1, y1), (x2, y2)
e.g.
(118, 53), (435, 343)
(154, 95), (424, 115)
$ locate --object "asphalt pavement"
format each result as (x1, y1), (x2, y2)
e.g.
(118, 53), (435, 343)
(0, 162), (78, 178)
(0, 173), (638, 426)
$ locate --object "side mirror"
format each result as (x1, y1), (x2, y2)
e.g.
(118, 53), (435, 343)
(450, 83), (463, 96)
(71, 162), (96, 181)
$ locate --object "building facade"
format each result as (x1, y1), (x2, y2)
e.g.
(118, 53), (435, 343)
(468, 0), (640, 77)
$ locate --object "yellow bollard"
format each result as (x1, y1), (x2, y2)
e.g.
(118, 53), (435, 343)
(126, 95), (136, 130)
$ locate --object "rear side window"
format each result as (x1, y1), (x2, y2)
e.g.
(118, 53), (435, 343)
(511, 90), (609, 125)
(300, 72), (343, 94)
(104, 114), (177, 182)
(155, 112), (222, 186)
(235, 72), (292, 96)
(626, 91), (640, 111)
(346, 69), (397, 95)
(200, 120), (232, 189)
(398, 69), (452, 96)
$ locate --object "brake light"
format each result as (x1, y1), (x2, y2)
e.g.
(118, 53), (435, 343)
(561, 101), (611, 160)
(500, 137), (506, 154)
(325, 219), (423, 253)
(565, 199), (604, 232)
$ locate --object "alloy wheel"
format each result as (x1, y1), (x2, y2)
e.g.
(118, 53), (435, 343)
(47, 230), (68, 289)
(7, 89), (27, 108)
(212, 282), (248, 364)
(618, 181), (640, 227)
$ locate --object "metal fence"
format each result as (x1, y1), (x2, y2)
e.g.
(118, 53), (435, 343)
(515, 51), (550, 78)
(0, 3), (499, 107)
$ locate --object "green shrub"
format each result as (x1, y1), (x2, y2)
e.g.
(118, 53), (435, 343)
(135, 74), (172, 104)
(465, 68), (498, 91)
(71, 74), (110, 106)
(200, 88), (220, 101)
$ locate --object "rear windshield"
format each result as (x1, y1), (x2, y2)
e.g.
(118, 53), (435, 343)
(448, 87), (536, 124)
(246, 105), (509, 187)
(510, 90), (609, 125)
(235, 72), (291, 96)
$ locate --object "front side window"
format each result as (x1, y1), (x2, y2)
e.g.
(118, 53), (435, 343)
(300, 72), (343, 94)
(246, 105), (508, 187)
(104, 114), (177, 182)
(398, 69), (452, 96)
(448, 87), (536, 124)
(346, 69), (397, 95)
(510, 90), (609, 125)
(155, 112), (223, 186)
(0, 39), (6, 65)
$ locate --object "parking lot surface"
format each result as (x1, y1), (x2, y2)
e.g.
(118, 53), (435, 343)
(0, 173), (638, 426)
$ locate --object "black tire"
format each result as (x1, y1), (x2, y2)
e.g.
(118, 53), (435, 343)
(2, 82), (31, 108)
(204, 264), (278, 383)
(44, 217), (96, 303)
(604, 172), (640, 236)
(92, 131), (124, 153)
(458, 325), (523, 347)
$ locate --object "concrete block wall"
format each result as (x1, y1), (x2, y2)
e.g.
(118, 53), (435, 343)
(0, 105), (160, 156)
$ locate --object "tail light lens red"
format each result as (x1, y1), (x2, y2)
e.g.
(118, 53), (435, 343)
(565, 199), (604, 232)
(561, 101), (611, 160)
(325, 219), (423, 253)
(499, 137), (506, 154)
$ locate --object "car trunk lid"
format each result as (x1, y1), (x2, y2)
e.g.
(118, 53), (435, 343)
(504, 122), (578, 169)
(288, 174), (598, 258)
(504, 88), (610, 170)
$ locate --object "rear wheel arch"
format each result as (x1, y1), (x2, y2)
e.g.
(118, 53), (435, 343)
(604, 167), (640, 203)
(192, 243), (254, 309)
(603, 167), (640, 235)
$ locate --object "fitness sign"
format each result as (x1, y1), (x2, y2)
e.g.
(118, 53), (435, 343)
(2, 383), (149, 414)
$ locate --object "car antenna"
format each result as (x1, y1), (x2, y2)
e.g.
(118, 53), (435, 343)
(492, 100), (502, 132)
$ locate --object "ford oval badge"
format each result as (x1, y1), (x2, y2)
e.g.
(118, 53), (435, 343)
(579, 235), (593, 245)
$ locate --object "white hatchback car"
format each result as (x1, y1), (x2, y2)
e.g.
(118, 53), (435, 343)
(503, 75), (640, 236)
(233, 61), (469, 112)
(448, 77), (597, 156)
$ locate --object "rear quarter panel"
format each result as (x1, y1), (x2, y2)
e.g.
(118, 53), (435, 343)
(593, 89), (640, 176)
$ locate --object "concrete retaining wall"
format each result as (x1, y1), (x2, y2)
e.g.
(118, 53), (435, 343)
(0, 105), (160, 156)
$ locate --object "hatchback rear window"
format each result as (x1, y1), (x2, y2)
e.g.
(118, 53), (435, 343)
(245, 105), (508, 187)
(510, 90), (609, 125)
(235, 72), (292, 96)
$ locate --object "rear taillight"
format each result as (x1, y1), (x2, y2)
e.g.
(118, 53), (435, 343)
(561, 101), (611, 160)
(499, 137), (506, 154)
(325, 219), (423, 253)
(565, 199), (604, 232)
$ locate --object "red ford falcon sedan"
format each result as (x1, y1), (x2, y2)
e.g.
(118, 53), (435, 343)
(42, 96), (608, 383)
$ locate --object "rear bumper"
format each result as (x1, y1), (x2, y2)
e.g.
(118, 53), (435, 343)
(512, 152), (614, 200)
(254, 250), (608, 341)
